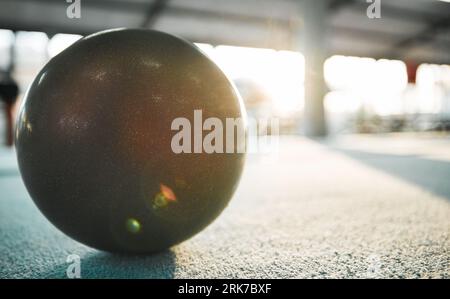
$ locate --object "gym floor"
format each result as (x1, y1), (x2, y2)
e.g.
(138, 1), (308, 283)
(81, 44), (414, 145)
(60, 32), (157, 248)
(1, 134), (449, 278)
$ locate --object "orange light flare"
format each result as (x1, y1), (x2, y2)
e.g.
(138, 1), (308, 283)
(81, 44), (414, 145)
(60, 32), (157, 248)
(160, 183), (177, 202)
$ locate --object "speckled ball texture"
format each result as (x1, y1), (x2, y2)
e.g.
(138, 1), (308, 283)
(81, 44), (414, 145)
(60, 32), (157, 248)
(15, 29), (246, 253)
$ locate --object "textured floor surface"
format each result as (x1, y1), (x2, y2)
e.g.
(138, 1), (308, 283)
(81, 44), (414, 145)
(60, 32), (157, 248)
(1, 134), (449, 278)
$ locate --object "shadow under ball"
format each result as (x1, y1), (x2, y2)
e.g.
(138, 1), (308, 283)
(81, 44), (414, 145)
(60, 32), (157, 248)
(15, 29), (246, 253)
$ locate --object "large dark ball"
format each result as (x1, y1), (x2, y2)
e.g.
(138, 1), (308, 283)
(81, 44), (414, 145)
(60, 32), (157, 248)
(15, 29), (246, 253)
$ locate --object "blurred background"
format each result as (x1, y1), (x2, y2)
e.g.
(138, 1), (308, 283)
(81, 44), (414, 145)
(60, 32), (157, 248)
(0, 0), (449, 139)
(1, 0), (450, 279)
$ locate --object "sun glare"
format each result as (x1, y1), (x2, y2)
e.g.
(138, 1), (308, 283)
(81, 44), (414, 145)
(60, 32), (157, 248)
(48, 33), (83, 58)
(195, 43), (305, 116)
(324, 55), (410, 116)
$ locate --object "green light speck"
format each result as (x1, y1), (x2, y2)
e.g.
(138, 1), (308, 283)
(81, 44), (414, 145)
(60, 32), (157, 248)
(126, 218), (141, 234)
(153, 193), (168, 208)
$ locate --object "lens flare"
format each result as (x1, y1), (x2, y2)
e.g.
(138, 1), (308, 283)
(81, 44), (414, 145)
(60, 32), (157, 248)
(126, 218), (141, 234)
(152, 183), (177, 210)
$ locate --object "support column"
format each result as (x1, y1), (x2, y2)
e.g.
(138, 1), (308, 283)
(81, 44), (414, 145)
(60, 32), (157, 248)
(297, 0), (328, 137)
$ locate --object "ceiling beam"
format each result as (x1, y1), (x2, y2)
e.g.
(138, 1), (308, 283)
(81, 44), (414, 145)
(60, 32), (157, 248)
(386, 16), (450, 59)
(328, 0), (357, 11)
(331, 25), (450, 49)
(395, 18), (450, 48)
(141, 0), (169, 28)
(165, 5), (291, 28)
(330, 0), (449, 23)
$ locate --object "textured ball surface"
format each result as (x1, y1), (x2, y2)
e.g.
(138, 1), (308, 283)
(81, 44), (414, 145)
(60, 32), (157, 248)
(15, 29), (246, 253)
